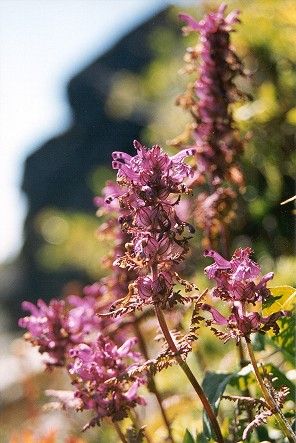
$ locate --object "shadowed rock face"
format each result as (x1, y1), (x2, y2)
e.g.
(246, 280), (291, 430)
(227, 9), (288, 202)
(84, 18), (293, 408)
(4, 8), (170, 320)
(23, 8), (169, 215)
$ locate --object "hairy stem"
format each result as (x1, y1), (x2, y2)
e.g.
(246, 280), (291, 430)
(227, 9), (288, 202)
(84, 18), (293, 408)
(133, 319), (175, 443)
(246, 340), (296, 443)
(114, 421), (128, 443)
(155, 306), (224, 443)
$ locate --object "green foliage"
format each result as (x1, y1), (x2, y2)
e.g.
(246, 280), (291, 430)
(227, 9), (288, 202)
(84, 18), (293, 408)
(230, 363), (295, 403)
(182, 429), (195, 443)
(264, 286), (296, 363)
(201, 372), (235, 438)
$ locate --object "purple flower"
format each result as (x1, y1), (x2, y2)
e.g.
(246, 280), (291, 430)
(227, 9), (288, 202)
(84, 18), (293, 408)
(19, 299), (69, 367)
(112, 140), (195, 195)
(179, 3), (245, 184)
(202, 303), (290, 343)
(19, 290), (116, 367)
(203, 248), (290, 342)
(177, 3), (248, 249)
(108, 141), (196, 310)
(68, 336), (146, 428)
(204, 248), (263, 302)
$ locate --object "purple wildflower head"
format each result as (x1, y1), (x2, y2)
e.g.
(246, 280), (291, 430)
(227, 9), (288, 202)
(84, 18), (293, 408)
(178, 3), (246, 185)
(107, 141), (197, 312)
(202, 248), (290, 342)
(112, 140), (195, 196)
(19, 299), (69, 367)
(19, 291), (115, 367)
(68, 336), (146, 429)
(176, 3), (248, 249)
(204, 248), (267, 303)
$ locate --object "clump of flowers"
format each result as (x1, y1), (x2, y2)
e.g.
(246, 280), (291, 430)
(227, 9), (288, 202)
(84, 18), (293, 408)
(19, 288), (112, 368)
(19, 299), (70, 367)
(109, 140), (225, 443)
(177, 3), (248, 248)
(109, 140), (197, 312)
(179, 3), (246, 183)
(68, 336), (146, 430)
(202, 248), (290, 342)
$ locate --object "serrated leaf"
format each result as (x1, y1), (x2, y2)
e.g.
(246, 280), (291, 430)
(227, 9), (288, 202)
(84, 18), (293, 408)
(201, 372), (235, 438)
(182, 429), (195, 443)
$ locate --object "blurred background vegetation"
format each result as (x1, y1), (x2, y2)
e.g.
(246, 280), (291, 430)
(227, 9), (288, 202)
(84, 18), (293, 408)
(1, 0), (295, 441)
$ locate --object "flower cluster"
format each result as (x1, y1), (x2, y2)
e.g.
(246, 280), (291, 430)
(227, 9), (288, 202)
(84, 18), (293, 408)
(202, 248), (290, 342)
(109, 140), (197, 311)
(18, 288), (112, 368)
(177, 3), (248, 248)
(19, 299), (70, 367)
(69, 336), (146, 429)
(179, 3), (246, 184)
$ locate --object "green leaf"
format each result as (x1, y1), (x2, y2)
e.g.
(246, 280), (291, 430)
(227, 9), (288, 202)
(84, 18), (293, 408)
(263, 295), (282, 309)
(263, 285), (296, 315)
(182, 429), (195, 443)
(201, 372), (235, 438)
(195, 433), (211, 443)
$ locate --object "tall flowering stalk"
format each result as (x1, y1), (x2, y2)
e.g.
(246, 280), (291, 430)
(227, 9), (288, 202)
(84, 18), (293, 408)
(109, 140), (224, 442)
(19, 258), (146, 438)
(177, 3), (248, 250)
(95, 180), (174, 442)
(203, 248), (296, 441)
(177, 2), (255, 419)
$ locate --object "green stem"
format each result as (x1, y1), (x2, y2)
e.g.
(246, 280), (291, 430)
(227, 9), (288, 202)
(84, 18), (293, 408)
(155, 306), (224, 443)
(246, 340), (296, 443)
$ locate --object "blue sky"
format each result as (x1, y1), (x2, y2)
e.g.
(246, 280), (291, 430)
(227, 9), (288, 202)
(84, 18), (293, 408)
(0, 0), (172, 262)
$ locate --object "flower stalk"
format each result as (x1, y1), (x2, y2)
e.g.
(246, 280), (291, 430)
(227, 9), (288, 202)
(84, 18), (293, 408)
(246, 340), (296, 443)
(154, 306), (224, 443)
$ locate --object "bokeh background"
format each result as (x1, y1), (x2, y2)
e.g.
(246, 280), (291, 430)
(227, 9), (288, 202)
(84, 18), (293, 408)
(1, 0), (295, 441)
